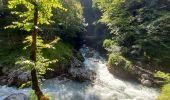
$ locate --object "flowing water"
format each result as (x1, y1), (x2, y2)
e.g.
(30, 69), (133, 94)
(0, 46), (159, 100)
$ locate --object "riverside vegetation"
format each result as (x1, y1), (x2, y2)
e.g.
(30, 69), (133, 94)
(0, 0), (170, 100)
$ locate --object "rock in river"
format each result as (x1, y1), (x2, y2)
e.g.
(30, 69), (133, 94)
(4, 93), (28, 100)
(141, 79), (152, 87)
(85, 52), (93, 58)
(69, 57), (96, 81)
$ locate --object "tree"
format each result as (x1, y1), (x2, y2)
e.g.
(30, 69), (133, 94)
(93, 0), (170, 68)
(41, 0), (84, 48)
(6, 0), (65, 99)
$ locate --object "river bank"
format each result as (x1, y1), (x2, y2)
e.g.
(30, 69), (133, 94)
(0, 46), (159, 100)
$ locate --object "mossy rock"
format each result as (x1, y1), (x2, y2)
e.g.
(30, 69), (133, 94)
(108, 54), (136, 80)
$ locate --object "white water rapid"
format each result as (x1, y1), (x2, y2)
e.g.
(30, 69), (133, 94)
(0, 46), (159, 100)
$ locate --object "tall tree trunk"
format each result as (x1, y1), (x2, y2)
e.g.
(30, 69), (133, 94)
(30, 4), (44, 100)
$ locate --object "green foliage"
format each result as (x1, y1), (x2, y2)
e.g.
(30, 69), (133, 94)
(94, 0), (170, 68)
(0, 37), (29, 64)
(75, 51), (84, 62)
(103, 39), (121, 55)
(41, 0), (84, 46)
(108, 53), (132, 72)
(42, 41), (73, 64)
(0, 33), (72, 77)
(155, 71), (170, 83)
(157, 84), (170, 100)
(0, 0), (84, 76)
(6, 0), (66, 31)
(103, 39), (114, 48)
(19, 81), (32, 89)
(30, 90), (38, 100)
(15, 36), (72, 76)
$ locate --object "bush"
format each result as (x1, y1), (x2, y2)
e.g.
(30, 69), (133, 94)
(157, 84), (170, 100)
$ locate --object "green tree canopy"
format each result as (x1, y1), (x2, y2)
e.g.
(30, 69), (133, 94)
(6, 0), (66, 31)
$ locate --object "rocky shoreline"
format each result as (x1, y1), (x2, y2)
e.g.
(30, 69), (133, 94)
(0, 49), (96, 88)
(108, 63), (165, 87)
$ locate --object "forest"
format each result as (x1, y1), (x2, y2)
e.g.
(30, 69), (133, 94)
(0, 0), (170, 100)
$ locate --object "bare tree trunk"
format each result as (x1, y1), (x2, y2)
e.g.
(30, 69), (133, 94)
(30, 4), (44, 100)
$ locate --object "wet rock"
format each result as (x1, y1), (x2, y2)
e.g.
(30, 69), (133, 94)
(141, 74), (150, 80)
(18, 72), (31, 83)
(69, 67), (96, 81)
(69, 57), (96, 81)
(71, 57), (84, 68)
(85, 52), (93, 58)
(0, 76), (7, 85)
(140, 73), (154, 87)
(4, 93), (28, 100)
(0, 65), (31, 86)
(141, 80), (152, 87)
(6, 69), (31, 87)
(84, 47), (94, 58)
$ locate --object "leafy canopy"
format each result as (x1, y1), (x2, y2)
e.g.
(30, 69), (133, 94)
(6, 0), (66, 31)
(93, 0), (170, 66)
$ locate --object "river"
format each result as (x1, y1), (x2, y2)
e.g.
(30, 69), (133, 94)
(0, 46), (159, 100)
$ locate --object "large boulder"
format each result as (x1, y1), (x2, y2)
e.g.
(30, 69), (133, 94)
(141, 74), (150, 80)
(141, 79), (152, 87)
(70, 57), (84, 68)
(0, 65), (31, 87)
(7, 69), (31, 87)
(0, 76), (8, 85)
(85, 52), (93, 58)
(4, 93), (28, 100)
(69, 57), (96, 81)
(140, 73), (154, 87)
(85, 47), (94, 58)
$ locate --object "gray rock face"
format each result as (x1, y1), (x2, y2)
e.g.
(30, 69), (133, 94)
(7, 69), (31, 87)
(4, 93), (28, 100)
(69, 57), (96, 81)
(0, 64), (31, 87)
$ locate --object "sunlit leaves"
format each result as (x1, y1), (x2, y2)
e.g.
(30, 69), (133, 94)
(157, 84), (170, 100)
(16, 37), (58, 76)
(6, 0), (66, 31)
(155, 71), (170, 82)
(94, 0), (170, 66)
(155, 71), (170, 100)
